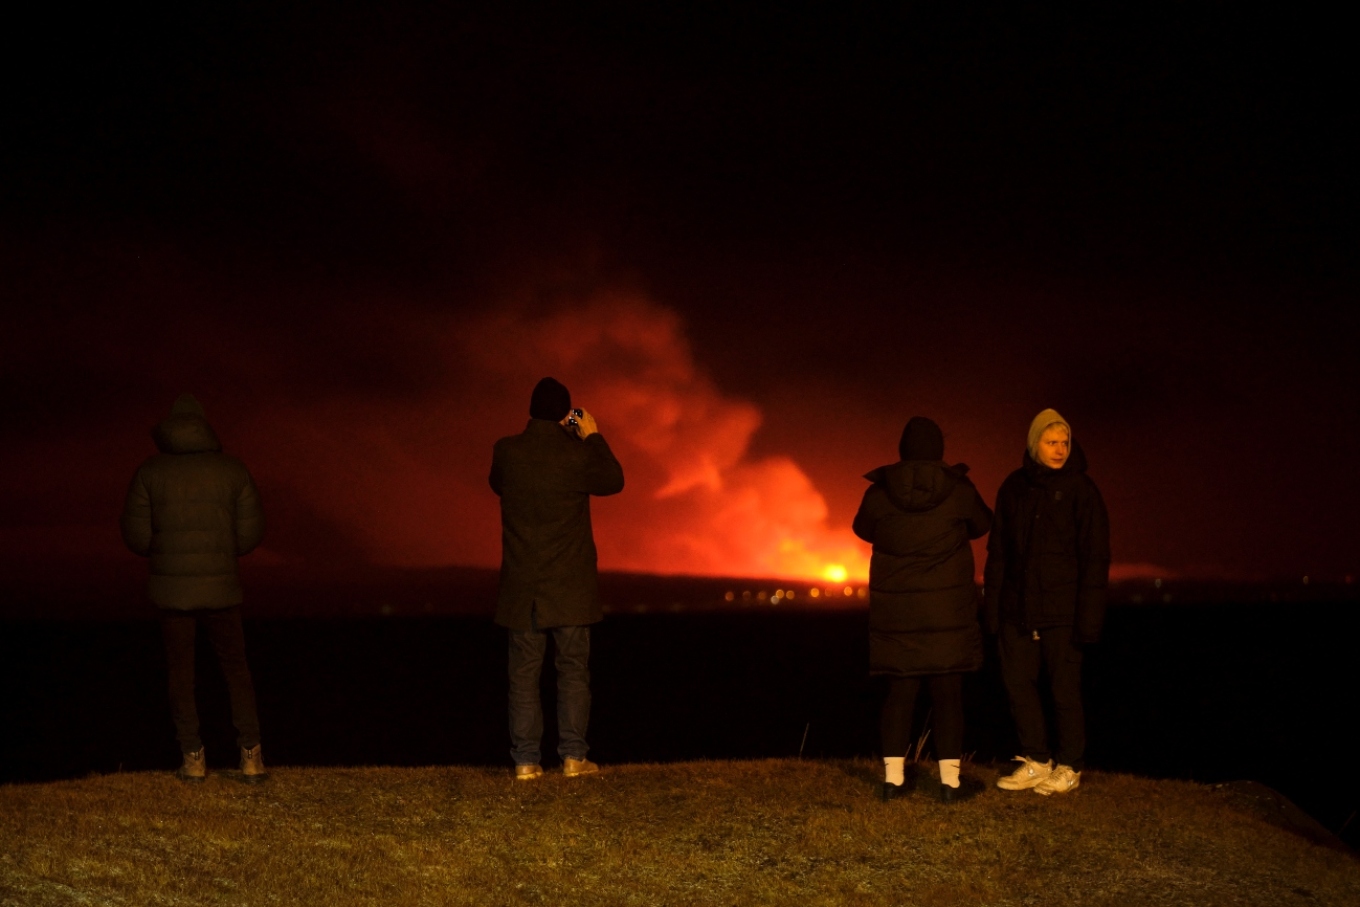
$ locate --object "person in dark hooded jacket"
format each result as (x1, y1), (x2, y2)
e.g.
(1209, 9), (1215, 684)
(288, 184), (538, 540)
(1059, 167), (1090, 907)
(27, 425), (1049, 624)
(491, 377), (624, 781)
(121, 394), (268, 783)
(984, 408), (1110, 797)
(853, 417), (992, 802)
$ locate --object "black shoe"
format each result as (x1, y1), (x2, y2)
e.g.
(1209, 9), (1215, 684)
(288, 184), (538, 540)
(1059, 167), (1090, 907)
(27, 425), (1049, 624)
(880, 782), (905, 802)
(939, 776), (984, 804)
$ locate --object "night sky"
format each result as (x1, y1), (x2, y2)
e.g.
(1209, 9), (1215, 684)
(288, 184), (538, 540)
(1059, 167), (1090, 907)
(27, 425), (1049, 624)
(3, 4), (1356, 587)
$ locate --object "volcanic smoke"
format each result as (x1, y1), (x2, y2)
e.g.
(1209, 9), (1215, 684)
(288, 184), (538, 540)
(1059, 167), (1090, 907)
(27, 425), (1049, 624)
(240, 292), (869, 582)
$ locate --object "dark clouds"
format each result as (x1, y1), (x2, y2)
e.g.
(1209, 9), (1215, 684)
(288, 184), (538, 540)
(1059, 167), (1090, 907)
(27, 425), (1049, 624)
(2, 3), (1356, 582)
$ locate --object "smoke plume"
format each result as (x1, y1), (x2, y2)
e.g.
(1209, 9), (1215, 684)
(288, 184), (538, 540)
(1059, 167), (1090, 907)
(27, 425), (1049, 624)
(243, 292), (869, 581)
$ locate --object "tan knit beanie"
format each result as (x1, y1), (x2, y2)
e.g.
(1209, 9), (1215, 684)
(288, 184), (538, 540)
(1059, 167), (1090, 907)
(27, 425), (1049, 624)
(1027, 408), (1071, 461)
(170, 393), (206, 418)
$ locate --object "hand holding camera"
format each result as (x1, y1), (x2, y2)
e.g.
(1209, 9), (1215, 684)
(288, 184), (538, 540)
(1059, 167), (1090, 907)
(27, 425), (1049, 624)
(564, 408), (599, 439)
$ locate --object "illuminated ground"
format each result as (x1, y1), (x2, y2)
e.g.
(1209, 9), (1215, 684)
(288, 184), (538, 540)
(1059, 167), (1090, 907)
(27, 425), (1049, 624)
(1, 759), (1355, 906)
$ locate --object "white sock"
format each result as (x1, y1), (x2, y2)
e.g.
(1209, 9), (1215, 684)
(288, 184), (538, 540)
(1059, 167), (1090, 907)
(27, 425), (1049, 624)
(939, 758), (961, 788)
(884, 757), (905, 787)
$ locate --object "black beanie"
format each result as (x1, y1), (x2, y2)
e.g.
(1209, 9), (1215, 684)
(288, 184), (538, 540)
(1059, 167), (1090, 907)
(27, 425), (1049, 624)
(529, 377), (572, 421)
(898, 416), (944, 461)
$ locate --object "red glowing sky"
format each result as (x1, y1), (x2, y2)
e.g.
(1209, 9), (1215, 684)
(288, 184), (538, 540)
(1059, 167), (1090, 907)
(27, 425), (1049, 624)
(2, 5), (1356, 586)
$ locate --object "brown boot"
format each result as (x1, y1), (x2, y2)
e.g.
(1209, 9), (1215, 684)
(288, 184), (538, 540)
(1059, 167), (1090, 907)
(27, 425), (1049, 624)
(176, 747), (207, 783)
(563, 756), (599, 778)
(239, 744), (268, 784)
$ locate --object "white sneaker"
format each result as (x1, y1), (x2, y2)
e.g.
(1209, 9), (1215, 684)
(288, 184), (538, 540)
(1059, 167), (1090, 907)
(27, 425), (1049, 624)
(1034, 764), (1081, 796)
(995, 756), (1054, 791)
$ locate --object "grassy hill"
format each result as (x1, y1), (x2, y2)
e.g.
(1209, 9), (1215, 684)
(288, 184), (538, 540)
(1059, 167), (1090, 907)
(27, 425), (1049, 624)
(1, 759), (1355, 906)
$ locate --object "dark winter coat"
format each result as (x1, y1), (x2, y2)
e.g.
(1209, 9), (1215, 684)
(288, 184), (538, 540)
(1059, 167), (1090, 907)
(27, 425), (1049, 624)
(982, 441), (1110, 643)
(853, 460), (993, 677)
(490, 419), (625, 631)
(121, 413), (265, 610)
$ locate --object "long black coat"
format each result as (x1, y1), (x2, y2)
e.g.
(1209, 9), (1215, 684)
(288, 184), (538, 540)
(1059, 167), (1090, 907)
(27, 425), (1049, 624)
(982, 441), (1110, 642)
(121, 413), (265, 610)
(490, 419), (625, 631)
(853, 460), (993, 677)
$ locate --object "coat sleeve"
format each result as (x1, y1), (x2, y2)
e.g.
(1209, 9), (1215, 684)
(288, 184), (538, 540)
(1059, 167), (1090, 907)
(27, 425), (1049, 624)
(120, 467), (153, 557)
(1074, 479), (1111, 644)
(964, 483), (993, 540)
(235, 469), (265, 556)
(580, 434), (625, 496)
(981, 482), (1009, 635)
(851, 486), (880, 544)
(489, 439), (507, 497)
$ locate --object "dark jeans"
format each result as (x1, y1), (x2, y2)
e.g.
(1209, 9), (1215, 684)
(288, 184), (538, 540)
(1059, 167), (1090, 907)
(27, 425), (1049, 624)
(160, 606), (261, 754)
(880, 672), (964, 760)
(508, 624), (591, 766)
(998, 622), (1085, 770)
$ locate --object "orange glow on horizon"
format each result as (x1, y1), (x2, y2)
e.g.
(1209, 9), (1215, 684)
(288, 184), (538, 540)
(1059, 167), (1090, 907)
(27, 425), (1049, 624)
(821, 564), (849, 583)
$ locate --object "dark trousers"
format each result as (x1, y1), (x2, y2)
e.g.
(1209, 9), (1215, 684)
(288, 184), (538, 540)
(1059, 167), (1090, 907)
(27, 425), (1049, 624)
(880, 672), (964, 760)
(508, 624), (591, 766)
(159, 606), (261, 754)
(998, 622), (1085, 770)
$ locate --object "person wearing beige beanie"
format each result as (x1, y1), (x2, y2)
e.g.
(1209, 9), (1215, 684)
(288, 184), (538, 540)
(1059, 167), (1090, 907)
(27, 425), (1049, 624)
(983, 408), (1110, 797)
(1027, 409), (1071, 468)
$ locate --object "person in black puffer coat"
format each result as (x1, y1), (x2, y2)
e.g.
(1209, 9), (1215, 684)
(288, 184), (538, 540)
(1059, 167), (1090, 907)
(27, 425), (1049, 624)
(984, 408), (1110, 797)
(121, 394), (268, 783)
(853, 417), (993, 802)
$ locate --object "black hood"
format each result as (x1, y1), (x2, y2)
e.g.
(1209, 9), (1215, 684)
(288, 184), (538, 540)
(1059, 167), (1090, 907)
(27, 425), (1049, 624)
(863, 460), (969, 513)
(1022, 438), (1090, 478)
(152, 414), (222, 454)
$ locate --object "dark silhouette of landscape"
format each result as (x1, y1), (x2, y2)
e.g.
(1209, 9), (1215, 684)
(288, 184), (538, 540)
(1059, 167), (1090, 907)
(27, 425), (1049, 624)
(2, 567), (1356, 849)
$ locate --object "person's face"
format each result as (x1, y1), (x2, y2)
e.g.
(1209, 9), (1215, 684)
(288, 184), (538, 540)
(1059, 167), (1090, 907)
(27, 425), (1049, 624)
(1036, 427), (1070, 469)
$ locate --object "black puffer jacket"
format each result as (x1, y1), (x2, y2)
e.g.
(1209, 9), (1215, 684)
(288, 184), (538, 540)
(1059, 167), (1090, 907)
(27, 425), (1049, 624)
(853, 460), (993, 676)
(490, 419), (625, 631)
(982, 441), (1110, 642)
(121, 410), (265, 610)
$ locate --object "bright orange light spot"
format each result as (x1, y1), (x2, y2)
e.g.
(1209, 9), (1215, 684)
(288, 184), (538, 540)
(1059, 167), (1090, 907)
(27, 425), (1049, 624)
(822, 564), (848, 583)
(843, 586), (853, 597)
(762, 538), (868, 585)
(809, 588), (820, 598)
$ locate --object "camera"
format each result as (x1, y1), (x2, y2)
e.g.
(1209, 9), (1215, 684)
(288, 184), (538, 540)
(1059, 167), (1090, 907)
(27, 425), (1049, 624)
(567, 408), (583, 427)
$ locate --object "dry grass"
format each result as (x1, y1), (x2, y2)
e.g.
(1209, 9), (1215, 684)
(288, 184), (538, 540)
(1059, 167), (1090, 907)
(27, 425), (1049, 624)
(1, 759), (1355, 906)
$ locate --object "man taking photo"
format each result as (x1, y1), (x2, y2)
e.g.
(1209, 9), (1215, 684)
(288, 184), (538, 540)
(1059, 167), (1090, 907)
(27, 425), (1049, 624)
(490, 377), (625, 780)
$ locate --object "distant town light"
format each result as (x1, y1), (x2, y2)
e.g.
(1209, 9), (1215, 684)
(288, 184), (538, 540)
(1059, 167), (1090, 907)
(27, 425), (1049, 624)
(857, 587), (868, 599)
(809, 588), (820, 598)
(843, 586), (853, 597)
(787, 590), (796, 600)
(724, 591), (735, 602)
